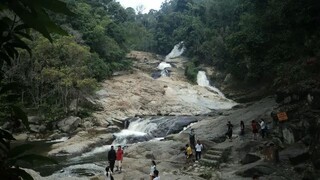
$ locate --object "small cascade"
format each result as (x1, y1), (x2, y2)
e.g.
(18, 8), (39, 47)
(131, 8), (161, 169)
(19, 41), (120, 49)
(197, 71), (226, 98)
(157, 62), (172, 70)
(113, 118), (157, 146)
(113, 116), (197, 146)
(165, 41), (186, 61)
(46, 137), (69, 143)
(153, 42), (185, 78)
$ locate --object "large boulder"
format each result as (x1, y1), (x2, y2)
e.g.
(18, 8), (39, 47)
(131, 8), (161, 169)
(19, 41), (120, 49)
(105, 126), (120, 133)
(165, 117), (198, 135)
(28, 116), (42, 124)
(57, 116), (81, 133)
(282, 127), (295, 144)
(280, 143), (309, 165)
(29, 124), (46, 133)
(240, 153), (261, 165)
(48, 132), (69, 141)
(236, 164), (275, 177)
(48, 132), (114, 156)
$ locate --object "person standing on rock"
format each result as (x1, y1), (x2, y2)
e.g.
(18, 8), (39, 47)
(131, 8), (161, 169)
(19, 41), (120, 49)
(251, 120), (258, 140)
(149, 160), (157, 180)
(189, 129), (196, 149)
(240, 121), (245, 140)
(260, 119), (267, 138)
(108, 146), (116, 173)
(116, 145), (123, 172)
(185, 144), (193, 164)
(226, 121), (233, 142)
(195, 140), (203, 161)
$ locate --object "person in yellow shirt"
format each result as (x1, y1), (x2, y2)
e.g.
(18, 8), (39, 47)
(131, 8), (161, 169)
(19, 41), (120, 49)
(185, 144), (193, 164)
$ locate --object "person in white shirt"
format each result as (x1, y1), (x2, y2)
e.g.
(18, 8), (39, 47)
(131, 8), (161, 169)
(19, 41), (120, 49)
(195, 140), (203, 160)
(260, 119), (267, 138)
(153, 169), (160, 180)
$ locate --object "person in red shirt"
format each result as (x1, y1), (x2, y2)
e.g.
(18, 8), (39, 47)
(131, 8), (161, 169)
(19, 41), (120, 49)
(251, 120), (258, 140)
(116, 145), (123, 172)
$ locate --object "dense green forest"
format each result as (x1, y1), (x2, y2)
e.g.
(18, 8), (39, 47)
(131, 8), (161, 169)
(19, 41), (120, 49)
(1, 0), (320, 123)
(0, 0), (138, 122)
(133, 0), (320, 85)
(1, 0), (320, 178)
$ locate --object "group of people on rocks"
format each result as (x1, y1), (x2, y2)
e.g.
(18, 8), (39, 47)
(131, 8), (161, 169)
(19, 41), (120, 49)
(104, 118), (270, 179)
(185, 129), (204, 164)
(106, 145), (161, 179)
(225, 118), (269, 142)
(105, 145), (123, 179)
(183, 118), (271, 163)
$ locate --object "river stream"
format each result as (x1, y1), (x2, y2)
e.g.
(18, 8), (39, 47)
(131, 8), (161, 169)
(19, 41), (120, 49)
(21, 43), (236, 179)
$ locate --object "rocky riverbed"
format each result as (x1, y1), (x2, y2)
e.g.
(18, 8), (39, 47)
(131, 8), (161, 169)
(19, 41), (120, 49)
(14, 50), (320, 180)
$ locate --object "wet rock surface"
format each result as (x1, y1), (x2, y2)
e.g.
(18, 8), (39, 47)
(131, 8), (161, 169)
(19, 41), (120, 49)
(23, 51), (320, 180)
(240, 153), (261, 165)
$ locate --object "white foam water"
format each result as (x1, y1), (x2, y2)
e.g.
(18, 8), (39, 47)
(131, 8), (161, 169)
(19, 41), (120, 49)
(165, 42), (185, 61)
(47, 137), (69, 143)
(197, 71), (226, 98)
(157, 62), (172, 70)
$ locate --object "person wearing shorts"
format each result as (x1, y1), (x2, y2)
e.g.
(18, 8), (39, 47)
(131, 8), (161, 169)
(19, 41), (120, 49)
(116, 145), (123, 172)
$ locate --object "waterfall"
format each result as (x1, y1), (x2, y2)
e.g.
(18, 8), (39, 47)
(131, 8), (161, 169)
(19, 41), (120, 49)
(197, 71), (226, 98)
(165, 42), (185, 61)
(153, 42), (185, 78)
(157, 62), (172, 70)
(113, 118), (157, 146)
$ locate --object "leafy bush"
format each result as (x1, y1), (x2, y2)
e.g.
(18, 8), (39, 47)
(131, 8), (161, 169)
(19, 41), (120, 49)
(185, 60), (199, 83)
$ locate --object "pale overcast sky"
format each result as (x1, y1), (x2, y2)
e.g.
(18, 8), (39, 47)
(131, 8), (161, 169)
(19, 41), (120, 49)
(116, 0), (165, 13)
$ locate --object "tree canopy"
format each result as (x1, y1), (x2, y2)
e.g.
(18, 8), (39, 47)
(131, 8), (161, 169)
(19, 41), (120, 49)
(132, 0), (320, 84)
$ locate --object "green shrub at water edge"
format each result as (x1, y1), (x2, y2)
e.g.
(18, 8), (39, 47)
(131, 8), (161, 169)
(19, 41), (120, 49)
(185, 61), (199, 83)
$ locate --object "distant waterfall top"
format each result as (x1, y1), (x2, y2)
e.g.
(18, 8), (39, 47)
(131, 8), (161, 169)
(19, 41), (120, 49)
(157, 62), (172, 70)
(165, 42), (185, 61)
(197, 71), (226, 98)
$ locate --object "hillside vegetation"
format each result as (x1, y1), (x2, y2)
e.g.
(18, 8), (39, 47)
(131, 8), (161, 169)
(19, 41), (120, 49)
(133, 0), (320, 85)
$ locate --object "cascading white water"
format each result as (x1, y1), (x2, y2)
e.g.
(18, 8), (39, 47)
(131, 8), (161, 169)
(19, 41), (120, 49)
(197, 71), (226, 98)
(113, 118), (157, 145)
(47, 137), (69, 143)
(165, 41), (185, 61)
(157, 62), (172, 70)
